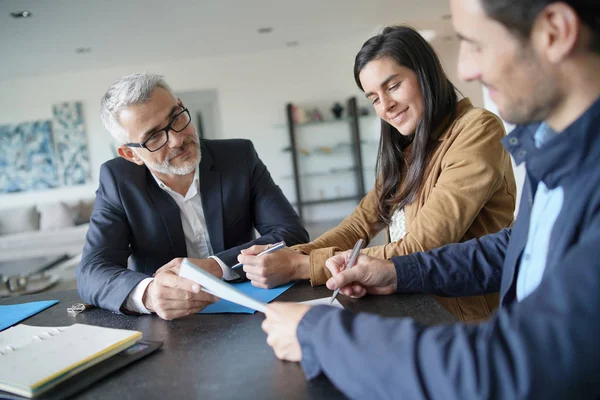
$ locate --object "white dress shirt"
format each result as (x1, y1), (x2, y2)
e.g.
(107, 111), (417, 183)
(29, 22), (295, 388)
(124, 169), (234, 313)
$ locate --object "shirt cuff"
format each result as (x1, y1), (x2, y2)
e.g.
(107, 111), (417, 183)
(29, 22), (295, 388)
(392, 253), (424, 293)
(209, 255), (236, 281)
(123, 277), (154, 314)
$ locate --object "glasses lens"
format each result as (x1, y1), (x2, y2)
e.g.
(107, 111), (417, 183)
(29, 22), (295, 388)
(145, 131), (168, 151)
(171, 110), (191, 132)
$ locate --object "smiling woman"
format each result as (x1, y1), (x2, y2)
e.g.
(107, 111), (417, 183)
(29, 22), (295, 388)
(294, 26), (517, 321)
(354, 26), (456, 224)
(295, 26), (517, 321)
(240, 25), (517, 322)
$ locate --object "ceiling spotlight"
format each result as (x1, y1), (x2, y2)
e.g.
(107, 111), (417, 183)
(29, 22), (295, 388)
(75, 47), (92, 54)
(286, 41), (299, 47)
(257, 27), (273, 34)
(11, 11), (32, 18)
(441, 14), (452, 20)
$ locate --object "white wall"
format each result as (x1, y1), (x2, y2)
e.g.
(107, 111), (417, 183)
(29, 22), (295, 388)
(482, 88), (525, 215)
(432, 37), (483, 107)
(0, 32), (482, 222)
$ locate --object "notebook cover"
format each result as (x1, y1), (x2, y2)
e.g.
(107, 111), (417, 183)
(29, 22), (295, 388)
(0, 340), (162, 399)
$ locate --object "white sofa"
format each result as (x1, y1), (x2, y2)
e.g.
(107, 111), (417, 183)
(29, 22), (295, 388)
(0, 201), (92, 263)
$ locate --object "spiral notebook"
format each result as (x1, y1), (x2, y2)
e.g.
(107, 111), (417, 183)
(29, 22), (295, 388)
(0, 324), (143, 398)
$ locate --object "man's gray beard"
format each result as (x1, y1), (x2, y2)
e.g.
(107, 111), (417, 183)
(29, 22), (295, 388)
(141, 141), (202, 175)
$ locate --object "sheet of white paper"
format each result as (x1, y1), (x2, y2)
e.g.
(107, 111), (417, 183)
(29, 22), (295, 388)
(179, 258), (267, 313)
(300, 297), (344, 309)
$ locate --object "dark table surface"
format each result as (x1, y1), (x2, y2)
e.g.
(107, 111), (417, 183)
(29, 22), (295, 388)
(0, 281), (456, 400)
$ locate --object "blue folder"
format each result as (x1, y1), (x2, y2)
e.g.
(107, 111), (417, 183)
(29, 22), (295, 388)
(200, 281), (295, 314)
(0, 300), (59, 331)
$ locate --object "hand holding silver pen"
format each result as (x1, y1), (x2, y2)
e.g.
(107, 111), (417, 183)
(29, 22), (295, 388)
(329, 239), (365, 305)
(232, 241), (286, 269)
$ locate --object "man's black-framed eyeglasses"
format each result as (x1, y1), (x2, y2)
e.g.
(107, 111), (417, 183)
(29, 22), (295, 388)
(125, 107), (191, 152)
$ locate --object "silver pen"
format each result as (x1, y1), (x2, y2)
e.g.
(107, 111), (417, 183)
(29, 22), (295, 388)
(329, 238), (365, 305)
(231, 241), (286, 269)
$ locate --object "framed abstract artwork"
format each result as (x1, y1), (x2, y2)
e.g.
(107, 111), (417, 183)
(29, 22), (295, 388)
(52, 102), (90, 186)
(0, 101), (90, 193)
(0, 120), (60, 193)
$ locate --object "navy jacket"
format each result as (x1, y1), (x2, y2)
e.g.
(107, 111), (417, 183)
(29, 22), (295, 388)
(297, 98), (600, 399)
(77, 139), (308, 312)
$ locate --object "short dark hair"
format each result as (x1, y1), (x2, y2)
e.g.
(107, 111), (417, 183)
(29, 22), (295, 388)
(480, 0), (600, 53)
(353, 26), (458, 223)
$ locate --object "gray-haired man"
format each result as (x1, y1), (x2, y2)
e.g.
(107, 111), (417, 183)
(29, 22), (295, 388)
(77, 73), (308, 320)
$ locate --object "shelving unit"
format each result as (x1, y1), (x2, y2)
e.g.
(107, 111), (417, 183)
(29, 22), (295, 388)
(280, 165), (377, 180)
(285, 97), (369, 223)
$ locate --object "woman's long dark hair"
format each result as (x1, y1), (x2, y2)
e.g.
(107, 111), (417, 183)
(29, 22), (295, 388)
(354, 25), (459, 224)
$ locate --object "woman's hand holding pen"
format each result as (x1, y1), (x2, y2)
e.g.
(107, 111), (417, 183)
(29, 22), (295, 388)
(237, 244), (309, 288)
(325, 251), (397, 298)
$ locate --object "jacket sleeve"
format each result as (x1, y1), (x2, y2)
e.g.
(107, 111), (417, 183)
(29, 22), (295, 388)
(294, 111), (514, 286)
(214, 142), (309, 265)
(392, 228), (510, 296)
(76, 163), (148, 313)
(296, 222), (600, 399)
(291, 189), (385, 285)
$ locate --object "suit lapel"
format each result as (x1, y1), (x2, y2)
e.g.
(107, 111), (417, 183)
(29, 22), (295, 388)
(199, 143), (225, 253)
(145, 170), (187, 258)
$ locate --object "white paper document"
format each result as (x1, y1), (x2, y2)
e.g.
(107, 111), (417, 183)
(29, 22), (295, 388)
(300, 297), (344, 309)
(179, 258), (268, 313)
(179, 259), (346, 313)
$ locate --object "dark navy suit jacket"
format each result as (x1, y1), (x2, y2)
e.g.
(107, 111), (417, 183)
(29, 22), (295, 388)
(296, 98), (600, 399)
(77, 139), (308, 312)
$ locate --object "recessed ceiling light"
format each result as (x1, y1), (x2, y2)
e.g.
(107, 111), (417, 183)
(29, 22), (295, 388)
(441, 14), (452, 20)
(11, 11), (32, 18)
(257, 27), (273, 34)
(286, 41), (299, 47)
(75, 47), (92, 54)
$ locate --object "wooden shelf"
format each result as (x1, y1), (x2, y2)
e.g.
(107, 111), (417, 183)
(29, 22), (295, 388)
(281, 166), (376, 180)
(293, 195), (362, 207)
(285, 97), (366, 223)
(274, 115), (376, 129)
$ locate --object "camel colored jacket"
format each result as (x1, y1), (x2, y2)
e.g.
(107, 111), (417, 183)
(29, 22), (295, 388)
(293, 99), (517, 321)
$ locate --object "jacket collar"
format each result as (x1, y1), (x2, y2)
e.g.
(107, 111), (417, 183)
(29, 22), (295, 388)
(143, 140), (225, 258)
(502, 95), (600, 189)
(145, 170), (187, 258)
(197, 141), (225, 253)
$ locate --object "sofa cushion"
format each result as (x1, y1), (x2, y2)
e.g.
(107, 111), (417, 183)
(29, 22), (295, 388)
(76, 198), (95, 225)
(0, 205), (40, 235)
(38, 202), (78, 231)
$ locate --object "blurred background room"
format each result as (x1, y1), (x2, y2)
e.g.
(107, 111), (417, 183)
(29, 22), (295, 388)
(0, 0), (522, 295)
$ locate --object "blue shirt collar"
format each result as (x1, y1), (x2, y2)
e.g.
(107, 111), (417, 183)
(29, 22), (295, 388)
(502, 95), (600, 188)
(533, 123), (558, 148)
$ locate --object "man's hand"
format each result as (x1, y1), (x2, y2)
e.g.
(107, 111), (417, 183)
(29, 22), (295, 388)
(325, 251), (397, 298)
(153, 257), (223, 278)
(237, 245), (309, 289)
(262, 302), (312, 362)
(144, 258), (223, 320)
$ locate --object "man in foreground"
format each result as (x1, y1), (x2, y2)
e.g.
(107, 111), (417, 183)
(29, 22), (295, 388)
(262, 0), (600, 398)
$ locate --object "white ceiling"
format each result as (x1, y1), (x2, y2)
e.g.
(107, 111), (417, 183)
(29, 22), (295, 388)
(0, 0), (451, 81)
